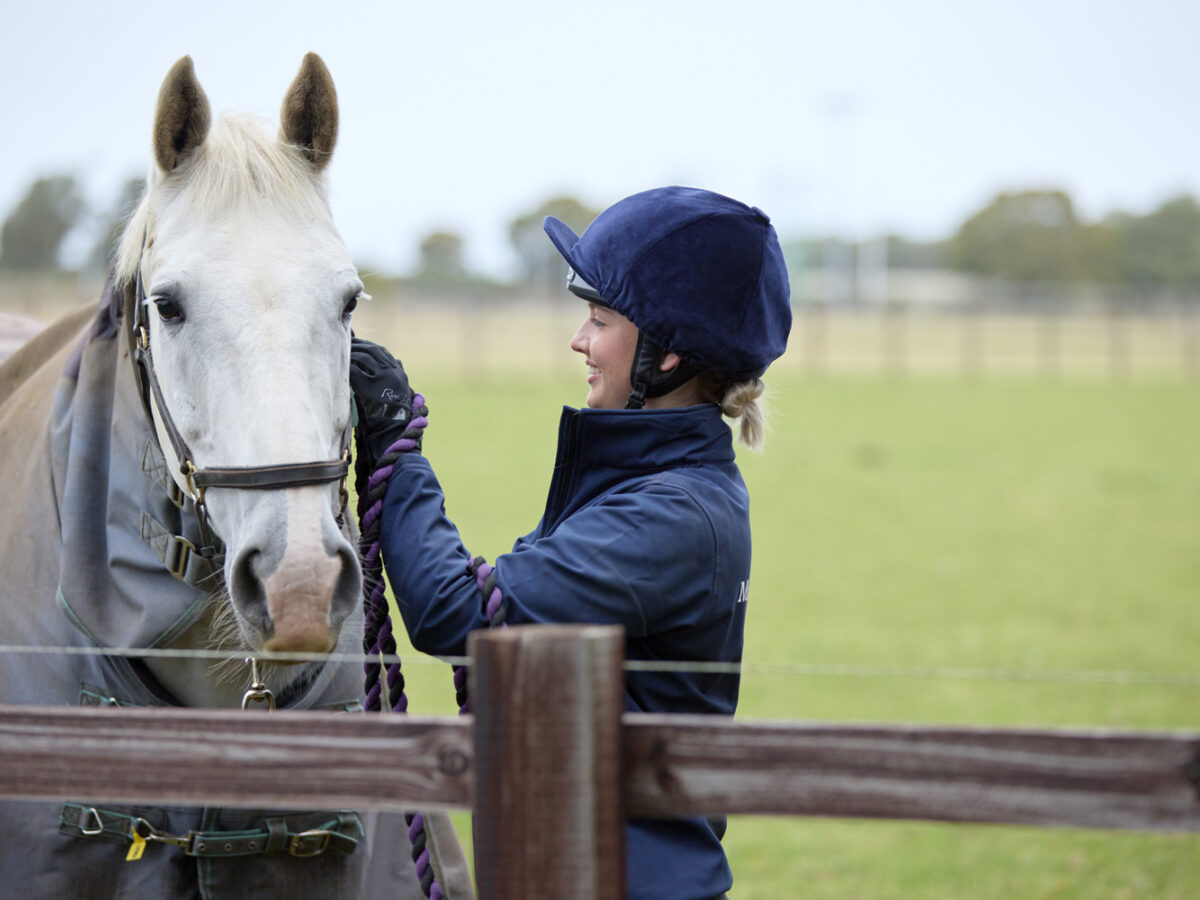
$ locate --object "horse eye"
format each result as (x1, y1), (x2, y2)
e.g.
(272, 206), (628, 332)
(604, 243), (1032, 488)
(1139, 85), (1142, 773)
(342, 290), (361, 319)
(153, 296), (184, 322)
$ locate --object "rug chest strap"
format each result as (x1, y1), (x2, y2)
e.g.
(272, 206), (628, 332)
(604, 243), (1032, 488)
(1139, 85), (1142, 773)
(59, 803), (360, 857)
(140, 512), (221, 584)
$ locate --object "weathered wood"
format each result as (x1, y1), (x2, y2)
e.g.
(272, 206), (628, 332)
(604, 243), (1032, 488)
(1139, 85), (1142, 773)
(2, 647), (1198, 847)
(470, 625), (626, 900)
(624, 715), (1200, 832)
(0, 704), (472, 811)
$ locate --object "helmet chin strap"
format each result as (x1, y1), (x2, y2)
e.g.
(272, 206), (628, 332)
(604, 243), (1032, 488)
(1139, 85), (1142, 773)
(625, 332), (701, 410)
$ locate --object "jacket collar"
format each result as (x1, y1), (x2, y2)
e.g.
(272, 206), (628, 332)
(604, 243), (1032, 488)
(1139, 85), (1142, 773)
(541, 403), (735, 532)
(564, 402), (735, 470)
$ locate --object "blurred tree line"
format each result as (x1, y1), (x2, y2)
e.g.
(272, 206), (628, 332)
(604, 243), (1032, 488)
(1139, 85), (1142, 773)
(934, 190), (1200, 289)
(0, 175), (144, 274)
(400, 196), (599, 298)
(791, 189), (1200, 298)
(3, 173), (1200, 301)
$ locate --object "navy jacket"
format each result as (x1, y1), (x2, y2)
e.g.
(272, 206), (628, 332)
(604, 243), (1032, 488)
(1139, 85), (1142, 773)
(379, 403), (751, 900)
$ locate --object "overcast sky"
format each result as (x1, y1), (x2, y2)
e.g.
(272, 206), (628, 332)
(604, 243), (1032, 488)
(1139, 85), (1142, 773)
(2, 0), (1197, 277)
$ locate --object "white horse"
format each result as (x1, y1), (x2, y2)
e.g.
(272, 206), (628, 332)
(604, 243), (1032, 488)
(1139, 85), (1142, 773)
(0, 55), (468, 898)
(119, 53), (363, 707)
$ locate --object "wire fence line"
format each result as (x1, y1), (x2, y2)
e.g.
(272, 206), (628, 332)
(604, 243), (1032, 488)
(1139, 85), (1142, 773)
(5, 627), (1200, 853)
(1, 642), (1197, 688)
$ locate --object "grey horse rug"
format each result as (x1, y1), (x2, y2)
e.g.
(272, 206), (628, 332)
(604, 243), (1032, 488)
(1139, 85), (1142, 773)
(0, 280), (470, 898)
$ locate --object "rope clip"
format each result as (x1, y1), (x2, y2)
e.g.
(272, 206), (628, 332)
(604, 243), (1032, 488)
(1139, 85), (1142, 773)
(241, 658), (276, 711)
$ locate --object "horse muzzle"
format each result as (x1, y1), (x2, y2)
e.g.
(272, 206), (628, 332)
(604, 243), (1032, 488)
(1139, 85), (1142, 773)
(224, 488), (362, 656)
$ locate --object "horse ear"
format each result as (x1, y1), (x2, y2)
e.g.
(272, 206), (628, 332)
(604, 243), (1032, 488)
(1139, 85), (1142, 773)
(280, 52), (338, 170)
(152, 56), (212, 174)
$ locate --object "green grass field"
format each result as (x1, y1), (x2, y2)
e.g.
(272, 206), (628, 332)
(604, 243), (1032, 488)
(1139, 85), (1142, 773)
(9, 294), (1196, 896)
(378, 366), (1199, 899)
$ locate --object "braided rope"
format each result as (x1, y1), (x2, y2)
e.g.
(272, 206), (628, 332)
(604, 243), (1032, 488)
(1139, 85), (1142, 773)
(453, 557), (507, 714)
(357, 398), (428, 714)
(355, 395), (445, 900)
(356, 393), (511, 898)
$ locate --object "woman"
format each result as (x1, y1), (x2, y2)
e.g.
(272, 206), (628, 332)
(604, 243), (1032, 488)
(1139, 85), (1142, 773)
(351, 186), (791, 899)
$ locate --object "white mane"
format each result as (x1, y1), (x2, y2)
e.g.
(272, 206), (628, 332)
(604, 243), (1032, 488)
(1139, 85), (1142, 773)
(116, 113), (334, 284)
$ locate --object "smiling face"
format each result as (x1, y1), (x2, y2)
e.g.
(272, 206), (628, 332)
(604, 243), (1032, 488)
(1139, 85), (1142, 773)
(569, 302), (640, 409)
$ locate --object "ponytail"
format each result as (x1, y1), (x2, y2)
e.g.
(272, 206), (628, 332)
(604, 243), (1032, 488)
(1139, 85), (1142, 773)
(699, 373), (769, 450)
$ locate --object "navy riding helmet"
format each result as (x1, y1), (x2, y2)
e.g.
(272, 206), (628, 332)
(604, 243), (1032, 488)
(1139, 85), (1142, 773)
(544, 185), (792, 409)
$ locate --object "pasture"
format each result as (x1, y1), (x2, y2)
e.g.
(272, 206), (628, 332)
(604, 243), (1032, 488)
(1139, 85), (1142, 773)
(350, 301), (1199, 898)
(4, 291), (1199, 896)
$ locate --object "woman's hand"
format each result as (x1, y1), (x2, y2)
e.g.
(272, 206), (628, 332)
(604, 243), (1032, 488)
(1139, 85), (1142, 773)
(349, 337), (424, 469)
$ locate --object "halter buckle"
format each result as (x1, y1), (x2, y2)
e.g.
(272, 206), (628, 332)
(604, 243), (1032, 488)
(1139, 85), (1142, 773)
(337, 449), (350, 514)
(181, 460), (204, 505)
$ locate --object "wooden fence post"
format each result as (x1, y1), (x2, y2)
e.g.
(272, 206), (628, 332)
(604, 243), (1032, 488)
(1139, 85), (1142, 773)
(470, 625), (626, 900)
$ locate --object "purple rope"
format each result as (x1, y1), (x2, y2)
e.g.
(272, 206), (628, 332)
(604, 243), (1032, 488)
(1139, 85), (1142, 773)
(452, 558), (507, 714)
(356, 394), (439, 895)
(357, 392), (511, 896)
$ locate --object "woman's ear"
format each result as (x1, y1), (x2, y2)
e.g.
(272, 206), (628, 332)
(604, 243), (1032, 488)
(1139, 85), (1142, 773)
(659, 350), (683, 373)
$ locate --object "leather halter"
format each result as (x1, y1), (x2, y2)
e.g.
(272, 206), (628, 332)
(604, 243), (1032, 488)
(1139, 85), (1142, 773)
(129, 236), (351, 561)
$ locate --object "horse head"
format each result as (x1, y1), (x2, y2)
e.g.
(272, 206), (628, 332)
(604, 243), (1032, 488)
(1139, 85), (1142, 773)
(114, 55), (363, 694)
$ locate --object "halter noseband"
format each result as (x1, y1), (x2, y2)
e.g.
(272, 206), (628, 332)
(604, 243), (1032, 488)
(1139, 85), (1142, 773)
(130, 239), (352, 560)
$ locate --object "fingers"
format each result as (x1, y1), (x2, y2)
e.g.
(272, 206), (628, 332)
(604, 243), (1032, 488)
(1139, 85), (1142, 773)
(351, 337), (399, 370)
(349, 338), (416, 415)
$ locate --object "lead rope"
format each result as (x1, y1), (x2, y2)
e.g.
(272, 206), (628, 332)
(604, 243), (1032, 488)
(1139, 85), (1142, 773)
(356, 393), (510, 900)
(355, 394), (439, 897)
(453, 558), (507, 714)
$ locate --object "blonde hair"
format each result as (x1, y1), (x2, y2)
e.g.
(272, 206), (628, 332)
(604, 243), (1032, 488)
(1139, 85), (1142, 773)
(700, 373), (769, 450)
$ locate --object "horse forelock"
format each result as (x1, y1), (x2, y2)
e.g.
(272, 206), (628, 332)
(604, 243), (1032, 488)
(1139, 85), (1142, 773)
(115, 113), (334, 287)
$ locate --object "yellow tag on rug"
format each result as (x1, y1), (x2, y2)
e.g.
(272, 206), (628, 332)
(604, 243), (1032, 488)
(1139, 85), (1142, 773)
(126, 829), (147, 862)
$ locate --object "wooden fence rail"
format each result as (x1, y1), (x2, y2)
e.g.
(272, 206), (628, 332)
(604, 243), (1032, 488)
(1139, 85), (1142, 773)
(1, 625), (1198, 898)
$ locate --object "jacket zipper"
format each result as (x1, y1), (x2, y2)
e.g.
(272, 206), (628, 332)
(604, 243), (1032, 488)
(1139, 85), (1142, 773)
(542, 410), (580, 532)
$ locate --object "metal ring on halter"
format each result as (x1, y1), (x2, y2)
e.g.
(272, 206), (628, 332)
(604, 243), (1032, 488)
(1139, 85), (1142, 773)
(181, 460), (204, 505)
(337, 448), (350, 512)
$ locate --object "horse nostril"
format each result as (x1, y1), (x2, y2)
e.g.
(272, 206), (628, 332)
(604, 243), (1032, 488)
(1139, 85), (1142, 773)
(230, 547), (272, 637)
(329, 542), (362, 627)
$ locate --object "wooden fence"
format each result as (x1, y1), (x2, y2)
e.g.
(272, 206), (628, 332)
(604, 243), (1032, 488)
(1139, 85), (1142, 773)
(357, 300), (1200, 381)
(5, 278), (1199, 381)
(1, 625), (1198, 898)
